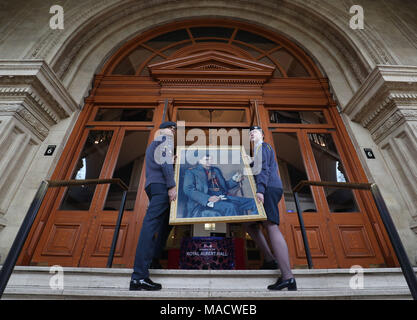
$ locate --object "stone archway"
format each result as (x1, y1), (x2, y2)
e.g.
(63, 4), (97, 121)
(25, 0), (397, 105)
(17, 17), (399, 269)
(2, 0), (416, 267)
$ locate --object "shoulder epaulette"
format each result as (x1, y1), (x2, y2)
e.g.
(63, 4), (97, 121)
(262, 142), (272, 151)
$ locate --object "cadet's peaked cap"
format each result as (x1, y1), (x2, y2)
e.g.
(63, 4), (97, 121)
(159, 121), (177, 129)
(249, 125), (263, 131)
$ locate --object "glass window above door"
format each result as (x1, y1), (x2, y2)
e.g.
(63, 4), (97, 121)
(269, 110), (327, 124)
(94, 108), (154, 122)
(176, 108), (247, 123)
(110, 23), (314, 77)
(190, 27), (234, 39)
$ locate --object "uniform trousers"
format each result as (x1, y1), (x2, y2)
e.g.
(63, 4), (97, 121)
(131, 183), (170, 280)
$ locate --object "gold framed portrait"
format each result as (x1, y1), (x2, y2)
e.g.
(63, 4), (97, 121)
(169, 145), (267, 225)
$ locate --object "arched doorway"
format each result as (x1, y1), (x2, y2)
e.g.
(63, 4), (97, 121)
(20, 19), (396, 269)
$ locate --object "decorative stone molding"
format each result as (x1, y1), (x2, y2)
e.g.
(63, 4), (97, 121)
(0, 117), (40, 215)
(0, 216), (6, 230)
(379, 127), (417, 226)
(0, 60), (77, 220)
(343, 65), (417, 142)
(411, 220), (417, 235)
(1, 104), (49, 140)
(371, 108), (417, 142)
(21, 0), (398, 89)
(0, 60), (79, 140)
(344, 65), (417, 236)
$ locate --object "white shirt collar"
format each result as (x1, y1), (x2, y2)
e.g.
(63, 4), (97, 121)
(254, 140), (263, 154)
(255, 140), (263, 149)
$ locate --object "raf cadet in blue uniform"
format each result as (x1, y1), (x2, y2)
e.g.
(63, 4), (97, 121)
(183, 153), (258, 218)
(246, 125), (297, 291)
(129, 121), (177, 291)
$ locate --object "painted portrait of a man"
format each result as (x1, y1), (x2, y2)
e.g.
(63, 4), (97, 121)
(170, 146), (266, 224)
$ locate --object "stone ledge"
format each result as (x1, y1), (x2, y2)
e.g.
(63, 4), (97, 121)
(5, 266), (415, 289)
(3, 266), (414, 299)
(10, 265), (414, 275)
(2, 287), (412, 300)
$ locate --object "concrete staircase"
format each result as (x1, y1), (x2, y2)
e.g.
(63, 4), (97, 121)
(1, 266), (415, 299)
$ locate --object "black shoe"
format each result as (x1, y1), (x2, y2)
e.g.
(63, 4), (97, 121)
(267, 277), (297, 291)
(260, 260), (278, 270)
(150, 258), (163, 269)
(129, 278), (162, 291)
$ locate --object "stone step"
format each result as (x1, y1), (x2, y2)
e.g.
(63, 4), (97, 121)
(2, 266), (415, 300)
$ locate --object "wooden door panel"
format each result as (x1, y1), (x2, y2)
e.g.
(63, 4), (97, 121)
(79, 213), (132, 267)
(292, 225), (328, 259)
(30, 212), (91, 266)
(287, 222), (338, 269)
(337, 225), (376, 258)
(90, 223), (129, 258)
(327, 214), (386, 267)
(42, 223), (82, 256)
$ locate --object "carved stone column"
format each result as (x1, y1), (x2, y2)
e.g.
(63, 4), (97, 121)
(344, 65), (417, 261)
(0, 60), (78, 231)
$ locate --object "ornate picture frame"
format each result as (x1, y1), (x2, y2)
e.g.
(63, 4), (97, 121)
(169, 145), (267, 225)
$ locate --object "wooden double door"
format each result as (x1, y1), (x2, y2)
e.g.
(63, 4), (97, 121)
(268, 127), (386, 268)
(22, 102), (393, 269)
(27, 123), (153, 267)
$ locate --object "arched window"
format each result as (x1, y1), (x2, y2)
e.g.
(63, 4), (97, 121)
(109, 24), (312, 78)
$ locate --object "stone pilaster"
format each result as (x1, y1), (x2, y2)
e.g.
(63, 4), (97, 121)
(344, 65), (417, 244)
(0, 60), (78, 228)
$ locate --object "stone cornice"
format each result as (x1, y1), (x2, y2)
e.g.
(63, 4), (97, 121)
(370, 107), (417, 142)
(343, 65), (417, 131)
(0, 104), (50, 140)
(0, 60), (79, 140)
(0, 60), (79, 118)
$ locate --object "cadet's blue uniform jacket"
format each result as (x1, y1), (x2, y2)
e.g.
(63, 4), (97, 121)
(253, 142), (282, 194)
(183, 165), (238, 216)
(144, 134), (176, 189)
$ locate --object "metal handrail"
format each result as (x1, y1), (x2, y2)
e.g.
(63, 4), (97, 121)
(0, 178), (128, 298)
(292, 180), (417, 300)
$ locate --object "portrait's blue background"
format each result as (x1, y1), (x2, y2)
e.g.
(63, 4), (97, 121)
(176, 149), (255, 218)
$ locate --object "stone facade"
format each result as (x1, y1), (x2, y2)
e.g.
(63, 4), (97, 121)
(0, 60), (78, 260)
(344, 65), (417, 260)
(0, 0), (416, 265)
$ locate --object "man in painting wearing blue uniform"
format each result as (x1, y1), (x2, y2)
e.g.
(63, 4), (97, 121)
(183, 153), (258, 218)
(129, 121), (177, 291)
(245, 125), (297, 291)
